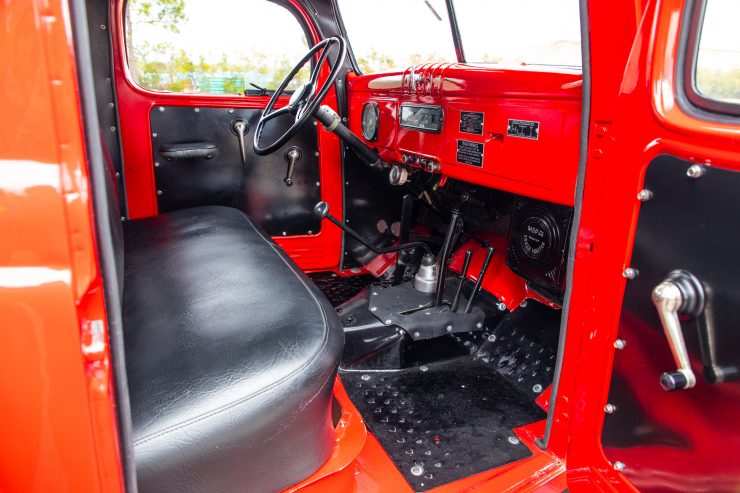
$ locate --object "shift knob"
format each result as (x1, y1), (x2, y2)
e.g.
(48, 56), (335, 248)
(313, 201), (330, 220)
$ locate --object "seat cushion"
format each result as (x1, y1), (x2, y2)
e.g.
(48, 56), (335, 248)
(122, 206), (343, 493)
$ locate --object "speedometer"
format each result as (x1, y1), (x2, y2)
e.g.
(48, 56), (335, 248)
(361, 101), (379, 141)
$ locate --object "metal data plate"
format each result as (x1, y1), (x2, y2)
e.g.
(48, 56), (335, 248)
(150, 106), (321, 236)
(602, 155), (740, 493)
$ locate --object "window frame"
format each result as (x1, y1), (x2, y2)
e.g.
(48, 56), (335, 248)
(678, 0), (740, 119)
(121, 0), (316, 97)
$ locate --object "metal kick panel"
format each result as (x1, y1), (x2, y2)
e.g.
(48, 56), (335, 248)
(150, 106), (321, 236)
(602, 155), (740, 493)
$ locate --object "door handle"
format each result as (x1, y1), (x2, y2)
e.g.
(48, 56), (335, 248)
(159, 142), (218, 161)
(651, 270), (704, 391)
(232, 119), (249, 164)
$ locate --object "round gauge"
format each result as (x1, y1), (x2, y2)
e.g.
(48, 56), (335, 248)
(361, 101), (379, 141)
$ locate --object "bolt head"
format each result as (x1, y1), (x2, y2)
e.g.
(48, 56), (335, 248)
(604, 403), (616, 414)
(413, 331), (420, 337)
(487, 335), (496, 342)
(476, 322), (483, 329)
(446, 325), (453, 332)
(410, 465), (424, 476)
(623, 267), (638, 279)
(532, 384), (543, 393)
(687, 164), (706, 179)
(637, 189), (653, 201)
(614, 339), (627, 350)
(507, 436), (520, 445)
(385, 319), (392, 325)
(497, 303), (507, 311)
(614, 461), (626, 471)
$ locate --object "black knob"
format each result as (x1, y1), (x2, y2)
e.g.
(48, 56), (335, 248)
(660, 371), (689, 391)
(313, 201), (330, 220)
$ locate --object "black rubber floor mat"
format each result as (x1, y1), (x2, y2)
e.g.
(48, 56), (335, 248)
(340, 359), (546, 491)
(309, 272), (374, 306)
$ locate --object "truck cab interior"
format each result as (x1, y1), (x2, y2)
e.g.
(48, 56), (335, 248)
(52, 0), (739, 491)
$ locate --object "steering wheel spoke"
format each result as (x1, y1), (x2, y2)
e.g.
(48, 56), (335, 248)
(253, 36), (347, 156)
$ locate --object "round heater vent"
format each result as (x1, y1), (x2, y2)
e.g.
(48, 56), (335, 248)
(513, 207), (561, 268)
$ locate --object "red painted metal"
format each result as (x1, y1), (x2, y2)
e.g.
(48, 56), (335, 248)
(109, 0), (344, 271)
(5, 0), (738, 491)
(553, 1), (740, 492)
(347, 65), (582, 206)
(0, 1), (124, 491)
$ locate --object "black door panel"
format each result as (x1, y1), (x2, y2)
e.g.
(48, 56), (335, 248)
(602, 154), (740, 493)
(150, 106), (321, 236)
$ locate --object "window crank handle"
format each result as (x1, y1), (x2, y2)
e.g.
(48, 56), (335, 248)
(232, 119), (248, 165)
(284, 147), (302, 186)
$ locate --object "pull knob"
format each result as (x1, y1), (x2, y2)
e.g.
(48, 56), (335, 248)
(651, 270), (705, 391)
(284, 147), (302, 186)
(232, 119), (248, 164)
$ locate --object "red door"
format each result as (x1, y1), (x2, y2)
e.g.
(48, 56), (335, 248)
(561, 0), (740, 491)
(110, 0), (344, 271)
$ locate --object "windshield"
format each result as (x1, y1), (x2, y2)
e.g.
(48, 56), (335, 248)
(337, 0), (457, 73)
(337, 0), (581, 73)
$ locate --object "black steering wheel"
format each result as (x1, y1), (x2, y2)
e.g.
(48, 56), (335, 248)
(253, 36), (347, 155)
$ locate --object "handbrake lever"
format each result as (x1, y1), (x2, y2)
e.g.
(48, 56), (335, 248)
(313, 201), (431, 255)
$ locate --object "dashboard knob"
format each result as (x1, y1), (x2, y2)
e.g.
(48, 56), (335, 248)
(389, 165), (409, 186)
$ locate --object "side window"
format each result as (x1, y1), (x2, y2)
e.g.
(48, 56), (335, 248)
(689, 0), (740, 113)
(125, 0), (311, 95)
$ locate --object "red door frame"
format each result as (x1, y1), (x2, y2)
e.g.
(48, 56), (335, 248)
(554, 0), (740, 490)
(110, 0), (344, 272)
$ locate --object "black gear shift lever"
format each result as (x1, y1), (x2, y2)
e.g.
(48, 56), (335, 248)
(313, 202), (431, 255)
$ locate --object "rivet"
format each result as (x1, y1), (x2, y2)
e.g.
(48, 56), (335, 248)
(154, 162), (160, 167)
(108, 102), (115, 108)
(194, 108), (200, 112)
(446, 325), (453, 332)
(604, 403), (616, 414)
(420, 365), (428, 372)
(413, 331), (421, 337)
(120, 216), (126, 222)
(614, 461), (626, 471)
(385, 320), (392, 325)
(346, 181), (350, 185)
(313, 121), (318, 126)
(110, 126), (116, 132)
(520, 300), (528, 308)
(152, 132), (157, 138)
(307, 230), (313, 235)
(533, 384), (543, 393)
(507, 436), (520, 445)
(410, 465), (424, 476)
(614, 339), (627, 350)
(282, 231), (287, 236)
(476, 322), (483, 329)
(370, 307), (377, 312)
(687, 164), (705, 179)
(228, 109), (234, 114)
(100, 24), (106, 30)
(361, 374), (371, 381)
(158, 107), (165, 112)
(115, 172), (120, 177)
(497, 303), (507, 311)
(487, 335), (496, 342)
(637, 189), (653, 201)
(314, 152), (320, 157)
(623, 267), (638, 279)
(315, 181), (320, 186)
(156, 190), (162, 195)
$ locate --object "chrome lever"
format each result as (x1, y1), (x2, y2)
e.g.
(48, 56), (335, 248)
(283, 147), (302, 186)
(651, 270), (705, 391)
(232, 119), (248, 164)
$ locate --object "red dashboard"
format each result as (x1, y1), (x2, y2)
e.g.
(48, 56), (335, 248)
(347, 63), (583, 206)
